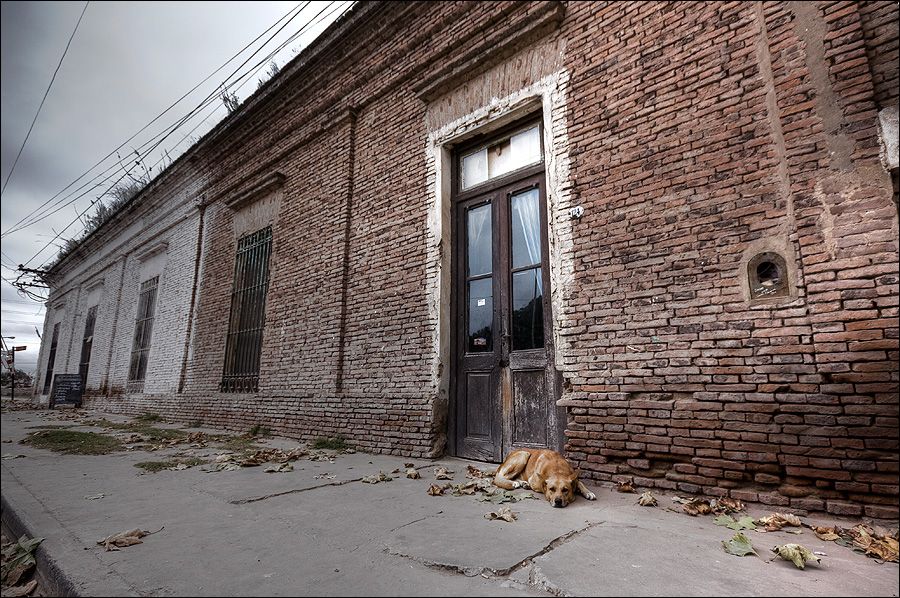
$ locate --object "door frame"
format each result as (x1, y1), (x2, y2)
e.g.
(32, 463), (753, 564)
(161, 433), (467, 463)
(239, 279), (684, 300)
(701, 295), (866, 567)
(447, 117), (564, 460)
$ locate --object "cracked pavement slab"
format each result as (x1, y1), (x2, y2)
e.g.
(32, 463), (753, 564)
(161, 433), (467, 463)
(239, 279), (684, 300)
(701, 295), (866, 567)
(2, 408), (898, 597)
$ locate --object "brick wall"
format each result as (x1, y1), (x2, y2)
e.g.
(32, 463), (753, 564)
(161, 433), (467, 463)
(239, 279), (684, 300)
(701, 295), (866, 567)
(41, 1), (898, 513)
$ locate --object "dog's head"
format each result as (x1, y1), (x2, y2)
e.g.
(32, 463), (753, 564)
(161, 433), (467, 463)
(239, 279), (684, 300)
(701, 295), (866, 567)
(543, 472), (578, 508)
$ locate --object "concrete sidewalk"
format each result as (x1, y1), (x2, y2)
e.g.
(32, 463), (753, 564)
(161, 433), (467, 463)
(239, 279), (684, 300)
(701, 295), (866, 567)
(2, 407), (897, 597)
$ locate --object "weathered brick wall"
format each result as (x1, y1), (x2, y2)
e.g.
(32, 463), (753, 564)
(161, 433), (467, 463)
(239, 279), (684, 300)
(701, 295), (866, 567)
(42, 1), (897, 512)
(858, 0), (899, 109)
(561, 1), (898, 518)
(34, 169), (204, 402)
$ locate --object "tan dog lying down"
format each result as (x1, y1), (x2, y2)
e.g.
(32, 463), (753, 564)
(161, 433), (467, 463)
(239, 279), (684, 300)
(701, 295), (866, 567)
(493, 449), (596, 507)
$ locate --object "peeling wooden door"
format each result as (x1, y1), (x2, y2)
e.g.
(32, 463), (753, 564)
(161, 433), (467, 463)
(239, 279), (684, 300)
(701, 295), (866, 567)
(450, 120), (562, 461)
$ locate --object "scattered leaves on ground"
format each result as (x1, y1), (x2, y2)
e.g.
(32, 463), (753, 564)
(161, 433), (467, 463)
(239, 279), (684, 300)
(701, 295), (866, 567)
(361, 471), (393, 484)
(485, 506), (517, 523)
(1, 536), (43, 585)
(835, 525), (898, 563)
(83, 493), (106, 500)
(772, 544), (820, 569)
(434, 467), (454, 480)
(97, 528), (153, 551)
(406, 468), (420, 479)
(616, 481), (636, 493)
(722, 532), (757, 557)
(313, 473), (336, 480)
(714, 515), (757, 531)
(757, 513), (802, 532)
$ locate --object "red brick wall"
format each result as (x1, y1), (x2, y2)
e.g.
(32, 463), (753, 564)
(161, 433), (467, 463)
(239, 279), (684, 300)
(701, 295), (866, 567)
(83, 1), (898, 514)
(858, 1), (899, 109)
(561, 1), (898, 518)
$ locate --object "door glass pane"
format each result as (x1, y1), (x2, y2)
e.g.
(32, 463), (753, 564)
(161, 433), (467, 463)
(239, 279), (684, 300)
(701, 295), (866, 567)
(510, 188), (541, 269)
(488, 125), (541, 179)
(511, 267), (544, 351)
(466, 203), (492, 277)
(461, 148), (488, 190)
(468, 277), (493, 352)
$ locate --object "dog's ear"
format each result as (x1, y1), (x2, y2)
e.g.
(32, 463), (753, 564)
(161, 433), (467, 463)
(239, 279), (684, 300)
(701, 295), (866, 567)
(571, 469), (581, 481)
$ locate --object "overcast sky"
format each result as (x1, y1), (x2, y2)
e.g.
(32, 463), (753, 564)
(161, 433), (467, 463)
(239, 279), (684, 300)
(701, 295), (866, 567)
(1, 1), (351, 374)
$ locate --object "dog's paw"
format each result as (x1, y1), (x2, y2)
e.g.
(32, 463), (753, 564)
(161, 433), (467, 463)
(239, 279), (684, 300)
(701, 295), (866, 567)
(520, 480), (531, 490)
(584, 491), (597, 501)
(511, 481), (524, 489)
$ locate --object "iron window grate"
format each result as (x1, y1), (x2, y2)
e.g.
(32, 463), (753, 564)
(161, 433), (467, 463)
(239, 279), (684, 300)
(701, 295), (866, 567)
(221, 226), (273, 393)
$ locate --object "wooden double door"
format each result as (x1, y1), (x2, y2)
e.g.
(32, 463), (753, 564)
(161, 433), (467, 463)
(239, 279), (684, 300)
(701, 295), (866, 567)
(452, 165), (562, 462)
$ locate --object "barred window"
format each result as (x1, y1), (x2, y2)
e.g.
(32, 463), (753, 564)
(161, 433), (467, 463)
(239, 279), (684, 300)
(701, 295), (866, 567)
(221, 226), (273, 393)
(42, 323), (60, 394)
(128, 276), (159, 390)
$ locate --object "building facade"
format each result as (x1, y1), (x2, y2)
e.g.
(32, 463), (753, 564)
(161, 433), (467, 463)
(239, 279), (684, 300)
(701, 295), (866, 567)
(35, 1), (899, 517)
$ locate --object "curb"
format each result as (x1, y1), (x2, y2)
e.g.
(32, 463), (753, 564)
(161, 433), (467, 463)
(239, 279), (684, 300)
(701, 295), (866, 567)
(1, 492), (80, 597)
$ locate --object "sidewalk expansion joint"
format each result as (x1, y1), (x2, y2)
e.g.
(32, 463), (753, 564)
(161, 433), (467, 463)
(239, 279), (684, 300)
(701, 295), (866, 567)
(229, 477), (363, 504)
(383, 519), (603, 583)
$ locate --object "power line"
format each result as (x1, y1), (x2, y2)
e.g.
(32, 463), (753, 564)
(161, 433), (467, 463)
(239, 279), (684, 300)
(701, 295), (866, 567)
(1, 1), (310, 239)
(23, 1), (344, 270)
(1, 1), (89, 197)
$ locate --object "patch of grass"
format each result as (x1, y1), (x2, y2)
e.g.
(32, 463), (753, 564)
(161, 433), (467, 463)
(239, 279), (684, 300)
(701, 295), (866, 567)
(135, 457), (208, 473)
(248, 424), (271, 437)
(312, 436), (348, 451)
(22, 430), (122, 455)
(134, 412), (162, 423)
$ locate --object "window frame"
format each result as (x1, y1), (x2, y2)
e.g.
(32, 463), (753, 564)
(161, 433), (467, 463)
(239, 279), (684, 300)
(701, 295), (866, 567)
(220, 226), (273, 393)
(128, 276), (160, 391)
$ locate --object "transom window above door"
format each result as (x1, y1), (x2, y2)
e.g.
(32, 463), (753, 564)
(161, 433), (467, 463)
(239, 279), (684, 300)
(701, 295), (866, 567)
(460, 124), (542, 190)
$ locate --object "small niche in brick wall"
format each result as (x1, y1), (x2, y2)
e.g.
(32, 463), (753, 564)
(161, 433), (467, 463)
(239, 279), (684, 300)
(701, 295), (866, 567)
(748, 252), (789, 300)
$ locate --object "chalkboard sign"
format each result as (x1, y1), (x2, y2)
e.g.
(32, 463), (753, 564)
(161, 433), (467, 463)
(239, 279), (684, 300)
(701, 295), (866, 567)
(49, 374), (84, 408)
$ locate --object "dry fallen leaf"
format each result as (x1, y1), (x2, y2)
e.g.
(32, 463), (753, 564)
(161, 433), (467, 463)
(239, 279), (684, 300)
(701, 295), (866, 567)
(616, 480), (636, 493)
(96, 528), (153, 552)
(83, 493), (106, 500)
(361, 471), (393, 484)
(404, 462), (415, 468)
(638, 491), (657, 507)
(427, 483), (448, 496)
(813, 526), (840, 542)
(406, 468), (420, 479)
(264, 462), (293, 473)
(682, 498), (712, 516)
(485, 506), (518, 523)
(757, 513), (802, 532)
(712, 497), (744, 514)
(434, 467), (454, 480)
(772, 544), (820, 569)
(2, 578), (38, 597)
(1, 536), (43, 586)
